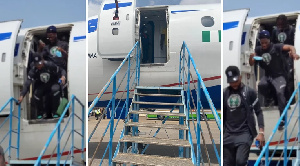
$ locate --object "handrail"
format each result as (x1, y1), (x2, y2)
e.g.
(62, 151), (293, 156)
(88, 41), (141, 166)
(254, 83), (300, 166)
(34, 94), (85, 166)
(88, 41), (140, 114)
(0, 97), (21, 160)
(179, 41), (221, 165)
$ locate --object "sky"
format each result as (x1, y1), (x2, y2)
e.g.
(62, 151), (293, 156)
(0, 0), (86, 28)
(89, 0), (221, 17)
(224, 0), (300, 17)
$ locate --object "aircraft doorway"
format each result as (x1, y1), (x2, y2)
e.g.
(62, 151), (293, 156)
(139, 7), (168, 64)
(250, 14), (298, 106)
(23, 25), (72, 121)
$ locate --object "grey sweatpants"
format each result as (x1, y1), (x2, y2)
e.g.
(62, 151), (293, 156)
(258, 76), (286, 118)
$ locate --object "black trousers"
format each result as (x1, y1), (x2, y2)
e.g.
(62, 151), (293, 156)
(224, 143), (251, 166)
(258, 76), (286, 119)
(33, 82), (60, 117)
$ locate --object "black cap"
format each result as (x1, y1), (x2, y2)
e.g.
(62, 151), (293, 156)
(259, 30), (270, 39)
(33, 55), (43, 65)
(47, 25), (57, 33)
(225, 66), (240, 83)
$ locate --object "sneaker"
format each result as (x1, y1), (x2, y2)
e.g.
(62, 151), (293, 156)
(265, 98), (275, 107)
(278, 121), (285, 131)
(53, 114), (59, 118)
(37, 115), (43, 119)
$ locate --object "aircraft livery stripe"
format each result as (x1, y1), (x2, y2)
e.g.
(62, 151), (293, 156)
(171, 10), (199, 14)
(103, 2), (132, 10)
(202, 31), (221, 42)
(73, 35), (86, 42)
(223, 21), (239, 30)
(19, 148), (86, 161)
(14, 43), (19, 57)
(251, 137), (297, 147)
(0, 32), (12, 41)
(88, 18), (98, 33)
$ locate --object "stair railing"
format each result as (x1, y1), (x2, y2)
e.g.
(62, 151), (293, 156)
(254, 82), (300, 166)
(0, 98), (21, 161)
(88, 41), (141, 166)
(179, 41), (221, 165)
(34, 94), (85, 166)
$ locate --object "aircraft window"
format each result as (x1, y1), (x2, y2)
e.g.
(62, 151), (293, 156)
(1, 53), (6, 62)
(229, 41), (233, 50)
(112, 28), (119, 35)
(201, 16), (214, 27)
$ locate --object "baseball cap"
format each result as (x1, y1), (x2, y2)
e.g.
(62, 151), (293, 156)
(225, 66), (240, 83)
(259, 30), (270, 39)
(47, 25), (57, 33)
(33, 55), (43, 65)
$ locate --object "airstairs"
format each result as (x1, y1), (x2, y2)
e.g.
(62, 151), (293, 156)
(0, 95), (85, 166)
(88, 41), (221, 165)
(254, 83), (300, 166)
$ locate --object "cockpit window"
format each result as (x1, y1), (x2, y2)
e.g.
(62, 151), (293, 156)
(201, 16), (214, 27)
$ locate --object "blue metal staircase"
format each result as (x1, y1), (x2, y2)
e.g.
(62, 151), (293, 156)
(0, 95), (85, 166)
(254, 83), (300, 166)
(88, 41), (221, 166)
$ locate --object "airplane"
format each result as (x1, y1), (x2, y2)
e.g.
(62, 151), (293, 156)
(223, 9), (300, 152)
(0, 19), (86, 165)
(88, 0), (222, 113)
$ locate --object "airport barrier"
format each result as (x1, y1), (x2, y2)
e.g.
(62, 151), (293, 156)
(0, 98), (21, 160)
(255, 83), (300, 166)
(34, 94), (85, 166)
(179, 41), (221, 165)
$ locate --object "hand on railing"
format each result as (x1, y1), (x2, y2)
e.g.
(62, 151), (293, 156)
(16, 96), (23, 105)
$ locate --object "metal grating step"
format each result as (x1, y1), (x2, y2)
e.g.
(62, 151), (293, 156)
(126, 122), (188, 130)
(135, 93), (181, 97)
(130, 110), (185, 117)
(113, 153), (193, 166)
(121, 135), (190, 147)
(132, 101), (183, 106)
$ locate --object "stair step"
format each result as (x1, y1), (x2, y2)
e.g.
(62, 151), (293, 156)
(126, 122), (188, 130)
(135, 93), (181, 97)
(113, 153), (193, 166)
(9, 160), (72, 165)
(121, 135), (190, 147)
(132, 101), (183, 106)
(136, 86), (183, 90)
(130, 110), (186, 117)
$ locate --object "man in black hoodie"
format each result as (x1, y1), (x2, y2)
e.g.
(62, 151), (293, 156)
(223, 66), (265, 166)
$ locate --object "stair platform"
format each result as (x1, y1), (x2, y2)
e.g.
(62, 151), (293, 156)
(113, 153), (193, 166)
(126, 122), (188, 130)
(121, 135), (190, 147)
(135, 86), (182, 95)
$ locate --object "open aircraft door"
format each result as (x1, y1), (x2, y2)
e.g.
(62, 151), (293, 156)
(223, 9), (249, 85)
(294, 13), (300, 91)
(97, 0), (139, 59)
(0, 20), (22, 115)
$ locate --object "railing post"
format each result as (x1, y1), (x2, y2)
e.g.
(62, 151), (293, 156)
(81, 104), (85, 162)
(71, 97), (75, 163)
(8, 100), (13, 161)
(109, 77), (116, 166)
(265, 146), (269, 166)
(179, 44), (182, 86)
(284, 108), (288, 166)
(297, 83), (300, 165)
(57, 124), (61, 166)
(197, 80), (201, 165)
(182, 44), (185, 87)
(17, 104), (21, 159)
(185, 52), (191, 158)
